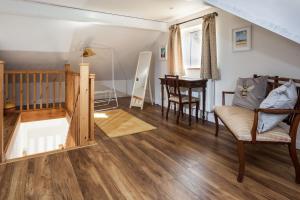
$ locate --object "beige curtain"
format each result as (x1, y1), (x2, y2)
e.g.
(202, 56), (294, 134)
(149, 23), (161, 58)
(167, 25), (185, 76)
(200, 14), (219, 80)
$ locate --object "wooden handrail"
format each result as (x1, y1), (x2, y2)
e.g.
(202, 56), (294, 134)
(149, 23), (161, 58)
(5, 70), (64, 74)
(66, 87), (80, 147)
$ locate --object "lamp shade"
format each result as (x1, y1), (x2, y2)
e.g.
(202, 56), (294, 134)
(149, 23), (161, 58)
(82, 47), (96, 57)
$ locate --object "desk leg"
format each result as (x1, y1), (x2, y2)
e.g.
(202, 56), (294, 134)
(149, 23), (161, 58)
(202, 86), (206, 124)
(161, 83), (164, 116)
(188, 88), (192, 126)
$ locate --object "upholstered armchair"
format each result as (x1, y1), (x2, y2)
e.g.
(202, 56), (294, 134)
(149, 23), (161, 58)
(214, 75), (300, 183)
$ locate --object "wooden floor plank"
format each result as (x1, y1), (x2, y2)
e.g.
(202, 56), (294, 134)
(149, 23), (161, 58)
(0, 97), (299, 200)
(48, 153), (84, 200)
(25, 156), (55, 200)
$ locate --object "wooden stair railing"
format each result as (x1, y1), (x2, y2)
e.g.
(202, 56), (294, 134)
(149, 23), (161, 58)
(4, 70), (65, 111)
(0, 62), (95, 162)
(65, 63), (95, 147)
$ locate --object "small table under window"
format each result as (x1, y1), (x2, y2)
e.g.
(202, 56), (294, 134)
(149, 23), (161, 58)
(159, 77), (207, 125)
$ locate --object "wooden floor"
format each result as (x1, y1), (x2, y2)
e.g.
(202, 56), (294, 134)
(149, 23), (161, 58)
(0, 98), (300, 200)
(3, 112), (20, 151)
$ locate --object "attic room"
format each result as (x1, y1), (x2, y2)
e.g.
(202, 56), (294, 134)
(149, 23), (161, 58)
(0, 0), (300, 199)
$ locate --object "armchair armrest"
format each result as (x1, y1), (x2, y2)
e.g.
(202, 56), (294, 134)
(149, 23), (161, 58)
(250, 108), (300, 143)
(255, 108), (300, 115)
(222, 91), (235, 105)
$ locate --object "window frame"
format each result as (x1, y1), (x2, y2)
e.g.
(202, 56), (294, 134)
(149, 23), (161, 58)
(181, 25), (202, 70)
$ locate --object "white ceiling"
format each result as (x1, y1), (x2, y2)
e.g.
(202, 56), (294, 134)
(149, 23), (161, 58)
(26, 0), (211, 22)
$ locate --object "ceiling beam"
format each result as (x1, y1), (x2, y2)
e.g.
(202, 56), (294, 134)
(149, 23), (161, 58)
(0, 0), (168, 32)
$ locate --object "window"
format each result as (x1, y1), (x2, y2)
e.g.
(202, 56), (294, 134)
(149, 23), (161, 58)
(181, 25), (202, 69)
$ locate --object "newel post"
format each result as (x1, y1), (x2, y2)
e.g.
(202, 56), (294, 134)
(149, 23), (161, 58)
(89, 74), (95, 141)
(0, 61), (4, 162)
(79, 63), (89, 145)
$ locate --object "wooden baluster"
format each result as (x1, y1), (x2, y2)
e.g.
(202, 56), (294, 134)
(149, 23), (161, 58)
(33, 73), (36, 110)
(26, 73), (29, 110)
(74, 75), (79, 110)
(53, 75), (56, 108)
(5, 73), (8, 103)
(20, 73), (23, 112)
(59, 73), (62, 109)
(40, 73), (43, 109)
(65, 64), (70, 112)
(89, 74), (95, 141)
(46, 73), (49, 109)
(0, 61), (4, 162)
(12, 74), (16, 105)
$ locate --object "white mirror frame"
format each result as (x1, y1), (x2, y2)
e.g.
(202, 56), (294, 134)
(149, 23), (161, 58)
(130, 51), (153, 110)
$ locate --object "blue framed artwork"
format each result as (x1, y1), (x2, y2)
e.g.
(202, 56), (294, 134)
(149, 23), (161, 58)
(232, 26), (251, 52)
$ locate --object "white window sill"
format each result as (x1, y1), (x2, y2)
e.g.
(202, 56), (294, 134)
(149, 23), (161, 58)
(185, 66), (201, 70)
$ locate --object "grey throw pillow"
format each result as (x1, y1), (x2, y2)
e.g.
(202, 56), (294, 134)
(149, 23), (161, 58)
(257, 80), (298, 133)
(232, 76), (268, 110)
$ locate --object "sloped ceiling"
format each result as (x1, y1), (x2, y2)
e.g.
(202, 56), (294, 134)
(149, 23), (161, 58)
(0, 13), (161, 80)
(206, 0), (300, 44)
(0, 0), (211, 81)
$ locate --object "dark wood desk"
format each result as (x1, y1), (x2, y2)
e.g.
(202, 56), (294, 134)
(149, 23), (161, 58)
(159, 78), (207, 125)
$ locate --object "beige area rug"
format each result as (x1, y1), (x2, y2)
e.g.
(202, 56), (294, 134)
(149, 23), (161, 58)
(94, 109), (156, 138)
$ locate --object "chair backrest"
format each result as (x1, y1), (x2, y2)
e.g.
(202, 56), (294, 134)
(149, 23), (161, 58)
(164, 75), (182, 99)
(254, 74), (300, 124)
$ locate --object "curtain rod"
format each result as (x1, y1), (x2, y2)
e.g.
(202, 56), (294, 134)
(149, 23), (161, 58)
(175, 12), (218, 26)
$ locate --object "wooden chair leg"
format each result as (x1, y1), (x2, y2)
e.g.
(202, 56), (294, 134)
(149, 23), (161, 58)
(188, 102), (192, 126)
(176, 104), (181, 124)
(288, 142), (300, 184)
(174, 102), (177, 115)
(196, 102), (199, 122)
(181, 105), (184, 118)
(166, 101), (170, 120)
(214, 112), (219, 137)
(237, 141), (245, 182)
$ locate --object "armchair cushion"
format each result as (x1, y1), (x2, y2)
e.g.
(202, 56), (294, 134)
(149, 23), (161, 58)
(214, 106), (291, 142)
(258, 80), (298, 133)
(232, 76), (268, 110)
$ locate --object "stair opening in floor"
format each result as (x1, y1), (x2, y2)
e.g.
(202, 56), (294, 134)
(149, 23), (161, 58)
(6, 118), (69, 160)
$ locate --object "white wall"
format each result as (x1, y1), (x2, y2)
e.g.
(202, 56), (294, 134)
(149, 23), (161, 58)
(151, 33), (168, 104)
(215, 10), (300, 106)
(153, 9), (300, 148)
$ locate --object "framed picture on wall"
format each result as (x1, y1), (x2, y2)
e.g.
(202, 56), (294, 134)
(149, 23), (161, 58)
(232, 26), (252, 52)
(159, 45), (167, 60)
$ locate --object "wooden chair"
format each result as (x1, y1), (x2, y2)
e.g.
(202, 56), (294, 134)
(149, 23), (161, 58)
(214, 75), (300, 183)
(165, 75), (200, 124)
